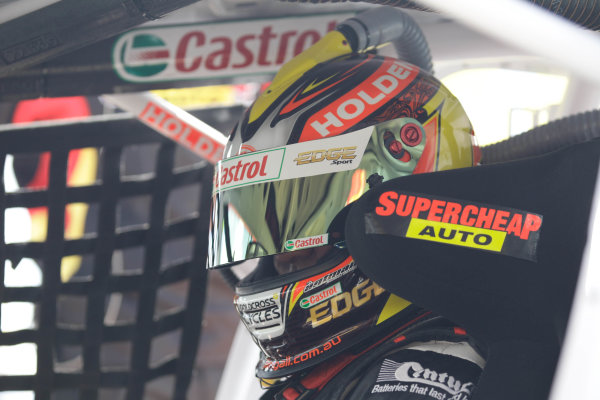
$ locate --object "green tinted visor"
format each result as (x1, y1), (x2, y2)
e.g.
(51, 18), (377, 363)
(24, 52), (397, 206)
(207, 127), (374, 269)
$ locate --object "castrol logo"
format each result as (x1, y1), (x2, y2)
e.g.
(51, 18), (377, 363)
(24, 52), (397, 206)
(284, 234), (328, 251)
(300, 283), (342, 309)
(113, 14), (354, 82)
(213, 147), (286, 192)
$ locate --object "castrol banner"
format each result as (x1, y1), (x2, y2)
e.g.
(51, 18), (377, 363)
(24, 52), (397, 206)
(112, 13), (355, 83)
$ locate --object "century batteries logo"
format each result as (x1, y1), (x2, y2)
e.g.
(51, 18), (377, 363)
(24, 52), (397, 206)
(300, 283), (341, 309)
(373, 359), (474, 397)
(284, 233), (328, 251)
(113, 14), (354, 82)
(370, 192), (543, 260)
(294, 146), (357, 166)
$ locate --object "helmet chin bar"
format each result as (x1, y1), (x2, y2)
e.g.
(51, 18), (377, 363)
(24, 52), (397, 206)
(233, 248), (419, 379)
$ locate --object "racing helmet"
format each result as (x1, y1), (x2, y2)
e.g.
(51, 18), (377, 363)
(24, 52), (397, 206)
(208, 32), (478, 379)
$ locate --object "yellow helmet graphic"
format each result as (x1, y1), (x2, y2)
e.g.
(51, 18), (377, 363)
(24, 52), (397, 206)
(208, 12), (478, 378)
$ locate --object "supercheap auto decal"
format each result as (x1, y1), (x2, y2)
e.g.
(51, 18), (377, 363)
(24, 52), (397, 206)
(366, 191), (543, 260)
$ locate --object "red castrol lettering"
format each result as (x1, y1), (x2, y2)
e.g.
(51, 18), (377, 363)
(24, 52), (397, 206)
(215, 155), (269, 188)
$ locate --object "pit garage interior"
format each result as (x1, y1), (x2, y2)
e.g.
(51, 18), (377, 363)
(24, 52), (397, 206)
(0, 1), (598, 400)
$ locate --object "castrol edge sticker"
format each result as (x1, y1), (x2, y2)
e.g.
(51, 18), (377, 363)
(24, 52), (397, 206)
(366, 191), (543, 261)
(213, 126), (373, 193)
(236, 288), (284, 341)
(112, 13), (354, 83)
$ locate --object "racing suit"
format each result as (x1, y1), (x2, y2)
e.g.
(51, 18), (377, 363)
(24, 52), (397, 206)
(260, 315), (485, 400)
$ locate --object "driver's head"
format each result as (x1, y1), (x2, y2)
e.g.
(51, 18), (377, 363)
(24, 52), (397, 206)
(208, 37), (478, 379)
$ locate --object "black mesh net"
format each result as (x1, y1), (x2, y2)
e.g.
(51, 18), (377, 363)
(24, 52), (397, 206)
(0, 114), (213, 400)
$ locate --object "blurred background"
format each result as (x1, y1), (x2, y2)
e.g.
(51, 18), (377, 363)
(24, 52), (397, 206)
(0, 1), (598, 399)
